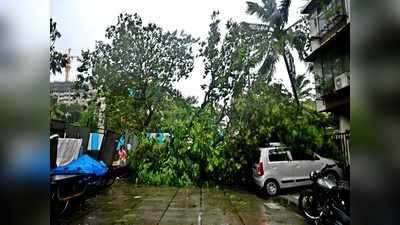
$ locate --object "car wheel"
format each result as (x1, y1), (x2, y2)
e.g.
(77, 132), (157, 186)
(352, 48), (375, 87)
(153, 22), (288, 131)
(299, 190), (323, 221)
(264, 180), (279, 196)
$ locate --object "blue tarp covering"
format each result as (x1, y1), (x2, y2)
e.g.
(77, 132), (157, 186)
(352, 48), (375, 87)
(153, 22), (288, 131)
(88, 133), (103, 151)
(51, 155), (108, 176)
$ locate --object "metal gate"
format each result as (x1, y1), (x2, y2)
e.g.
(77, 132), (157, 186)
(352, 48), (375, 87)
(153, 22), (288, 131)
(333, 131), (350, 166)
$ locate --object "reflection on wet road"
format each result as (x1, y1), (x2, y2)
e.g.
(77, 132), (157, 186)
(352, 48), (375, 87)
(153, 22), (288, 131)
(57, 180), (307, 225)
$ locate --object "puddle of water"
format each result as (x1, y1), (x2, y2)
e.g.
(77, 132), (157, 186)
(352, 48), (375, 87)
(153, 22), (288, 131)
(58, 182), (307, 225)
(264, 202), (282, 210)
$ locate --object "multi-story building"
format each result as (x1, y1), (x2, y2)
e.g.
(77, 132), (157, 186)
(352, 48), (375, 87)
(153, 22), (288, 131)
(50, 81), (81, 105)
(302, 0), (350, 132)
(302, 0), (350, 167)
(50, 81), (106, 129)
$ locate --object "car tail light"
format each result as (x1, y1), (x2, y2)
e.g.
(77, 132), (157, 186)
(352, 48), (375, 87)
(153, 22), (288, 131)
(256, 162), (264, 176)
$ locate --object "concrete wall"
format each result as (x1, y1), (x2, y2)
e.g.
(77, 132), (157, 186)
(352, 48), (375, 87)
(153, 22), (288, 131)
(339, 115), (350, 132)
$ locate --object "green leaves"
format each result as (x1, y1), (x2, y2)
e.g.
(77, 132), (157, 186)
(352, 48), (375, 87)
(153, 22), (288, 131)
(50, 18), (67, 75)
(244, 0), (312, 106)
(75, 13), (197, 133)
(127, 81), (335, 187)
(278, 0), (291, 25)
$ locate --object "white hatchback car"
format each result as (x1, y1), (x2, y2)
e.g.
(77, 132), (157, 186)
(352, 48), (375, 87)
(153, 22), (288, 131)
(253, 143), (343, 196)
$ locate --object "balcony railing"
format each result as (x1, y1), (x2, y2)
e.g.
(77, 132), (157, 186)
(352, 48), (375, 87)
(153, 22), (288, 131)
(333, 131), (350, 166)
(332, 131), (350, 179)
(316, 0), (348, 40)
(315, 73), (334, 97)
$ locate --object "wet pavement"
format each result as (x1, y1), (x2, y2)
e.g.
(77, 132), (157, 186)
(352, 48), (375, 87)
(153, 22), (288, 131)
(57, 180), (307, 225)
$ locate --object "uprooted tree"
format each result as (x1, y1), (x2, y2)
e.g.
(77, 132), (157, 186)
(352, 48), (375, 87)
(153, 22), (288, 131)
(75, 12), (337, 187)
(127, 12), (336, 186)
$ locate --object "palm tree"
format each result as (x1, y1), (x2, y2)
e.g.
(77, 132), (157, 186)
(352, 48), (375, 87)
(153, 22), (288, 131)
(294, 73), (313, 101)
(244, 0), (309, 106)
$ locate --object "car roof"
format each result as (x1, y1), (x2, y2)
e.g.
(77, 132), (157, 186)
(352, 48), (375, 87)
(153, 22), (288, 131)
(259, 146), (290, 151)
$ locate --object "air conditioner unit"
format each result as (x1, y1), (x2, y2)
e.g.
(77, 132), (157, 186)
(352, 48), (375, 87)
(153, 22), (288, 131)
(334, 72), (350, 91)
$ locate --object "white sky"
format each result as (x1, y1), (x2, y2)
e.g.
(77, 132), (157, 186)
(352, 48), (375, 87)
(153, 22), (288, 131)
(51, 0), (311, 102)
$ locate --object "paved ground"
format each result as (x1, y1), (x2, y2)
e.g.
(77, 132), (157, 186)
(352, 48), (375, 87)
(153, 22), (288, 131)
(57, 180), (307, 225)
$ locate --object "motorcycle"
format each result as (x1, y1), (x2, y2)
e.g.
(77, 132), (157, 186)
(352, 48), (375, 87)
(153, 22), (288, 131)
(298, 164), (350, 225)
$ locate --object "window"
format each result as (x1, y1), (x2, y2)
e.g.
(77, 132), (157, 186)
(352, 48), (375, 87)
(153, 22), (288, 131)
(319, 48), (349, 95)
(268, 150), (289, 162)
(310, 14), (319, 37)
(291, 151), (316, 161)
(318, 13), (327, 34)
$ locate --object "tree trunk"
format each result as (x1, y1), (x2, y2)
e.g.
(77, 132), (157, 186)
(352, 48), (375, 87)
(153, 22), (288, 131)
(282, 52), (300, 106)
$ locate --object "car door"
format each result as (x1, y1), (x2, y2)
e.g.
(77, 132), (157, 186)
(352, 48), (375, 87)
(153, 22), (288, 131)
(290, 150), (320, 186)
(267, 149), (295, 187)
(304, 152), (323, 176)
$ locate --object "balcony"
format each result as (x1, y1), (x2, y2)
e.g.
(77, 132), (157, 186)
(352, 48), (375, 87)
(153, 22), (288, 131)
(314, 62), (349, 112)
(304, 0), (349, 56)
(316, 0), (348, 42)
(316, 71), (349, 98)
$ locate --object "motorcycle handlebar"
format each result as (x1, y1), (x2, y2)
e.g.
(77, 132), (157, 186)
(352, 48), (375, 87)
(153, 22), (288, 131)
(310, 164), (337, 180)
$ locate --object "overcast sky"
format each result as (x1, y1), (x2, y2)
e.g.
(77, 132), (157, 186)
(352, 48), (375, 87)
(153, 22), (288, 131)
(51, 0), (310, 102)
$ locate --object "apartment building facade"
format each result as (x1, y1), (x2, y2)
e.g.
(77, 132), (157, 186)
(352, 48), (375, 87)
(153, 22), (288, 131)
(302, 0), (350, 132)
(302, 0), (350, 169)
(50, 81), (83, 105)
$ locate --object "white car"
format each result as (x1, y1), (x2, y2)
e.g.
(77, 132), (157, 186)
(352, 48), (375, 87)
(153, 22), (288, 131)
(253, 143), (343, 196)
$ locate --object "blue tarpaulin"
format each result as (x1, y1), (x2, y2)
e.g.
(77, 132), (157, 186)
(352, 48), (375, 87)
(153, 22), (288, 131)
(88, 133), (104, 151)
(51, 155), (108, 176)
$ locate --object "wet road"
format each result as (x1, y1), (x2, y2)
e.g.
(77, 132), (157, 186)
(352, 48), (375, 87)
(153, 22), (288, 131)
(57, 180), (307, 225)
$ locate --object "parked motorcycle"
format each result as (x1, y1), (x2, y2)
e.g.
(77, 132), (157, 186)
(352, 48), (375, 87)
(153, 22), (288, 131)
(298, 164), (350, 225)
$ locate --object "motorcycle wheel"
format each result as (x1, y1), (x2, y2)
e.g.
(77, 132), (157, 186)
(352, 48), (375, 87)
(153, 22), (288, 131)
(299, 190), (324, 221)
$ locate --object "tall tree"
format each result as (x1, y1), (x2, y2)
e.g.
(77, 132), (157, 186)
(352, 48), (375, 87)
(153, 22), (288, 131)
(50, 96), (82, 123)
(186, 11), (266, 182)
(197, 11), (261, 124)
(244, 0), (310, 106)
(76, 13), (197, 133)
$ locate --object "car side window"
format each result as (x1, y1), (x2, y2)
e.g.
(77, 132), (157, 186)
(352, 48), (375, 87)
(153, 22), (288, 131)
(268, 150), (289, 162)
(291, 151), (315, 161)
